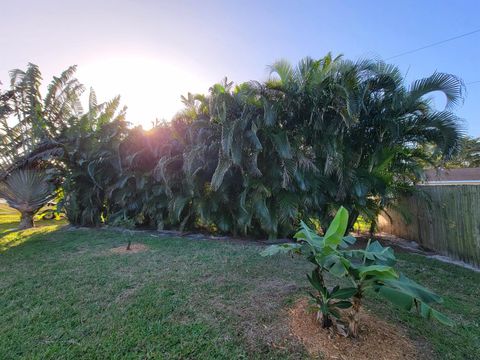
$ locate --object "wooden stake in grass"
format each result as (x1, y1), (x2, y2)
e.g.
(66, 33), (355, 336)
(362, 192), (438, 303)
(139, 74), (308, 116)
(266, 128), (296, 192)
(123, 229), (134, 251)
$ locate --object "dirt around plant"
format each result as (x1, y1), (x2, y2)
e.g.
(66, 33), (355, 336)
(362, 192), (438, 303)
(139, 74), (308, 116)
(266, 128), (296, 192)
(110, 243), (149, 254)
(289, 298), (425, 360)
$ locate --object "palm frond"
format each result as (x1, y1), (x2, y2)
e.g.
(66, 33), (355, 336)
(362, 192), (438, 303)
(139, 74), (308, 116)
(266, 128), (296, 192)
(408, 72), (465, 110)
(0, 169), (55, 213)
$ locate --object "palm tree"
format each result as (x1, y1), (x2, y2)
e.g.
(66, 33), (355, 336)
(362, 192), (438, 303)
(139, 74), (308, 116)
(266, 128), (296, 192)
(0, 63), (84, 178)
(0, 169), (55, 229)
(263, 56), (464, 229)
(1, 63), (127, 227)
(33, 55), (461, 239)
(103, 56), (463, 238)
(341, 63), (463, 227)
(0, 64), (86, 228)
(182, 79), (309, 238)
(59, 90), (128, 226)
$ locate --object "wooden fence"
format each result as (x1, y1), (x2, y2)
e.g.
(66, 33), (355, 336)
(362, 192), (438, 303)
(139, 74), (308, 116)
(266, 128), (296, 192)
(377, 185), (480, 267)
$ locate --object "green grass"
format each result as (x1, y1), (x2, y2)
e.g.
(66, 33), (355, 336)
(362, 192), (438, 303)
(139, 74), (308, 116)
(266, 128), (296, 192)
(0, 203), (67, 252)
(0, 209), (479, 359)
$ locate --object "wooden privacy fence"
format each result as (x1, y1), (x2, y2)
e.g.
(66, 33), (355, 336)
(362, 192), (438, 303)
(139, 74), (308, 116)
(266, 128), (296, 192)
(377, 185), (480, 267)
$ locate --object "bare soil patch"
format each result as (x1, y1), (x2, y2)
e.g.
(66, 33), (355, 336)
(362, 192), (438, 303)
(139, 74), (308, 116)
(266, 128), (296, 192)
(110, 243), (149, 254)
(289, 298), (421, 360)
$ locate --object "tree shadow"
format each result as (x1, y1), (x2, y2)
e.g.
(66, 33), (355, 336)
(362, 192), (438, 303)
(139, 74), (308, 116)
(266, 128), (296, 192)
(0, 221), (67, 254)
(0, 221), (22, 237)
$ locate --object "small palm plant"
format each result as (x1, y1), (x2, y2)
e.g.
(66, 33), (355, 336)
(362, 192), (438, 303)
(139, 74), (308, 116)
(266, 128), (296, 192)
(0, 169), (55, 229)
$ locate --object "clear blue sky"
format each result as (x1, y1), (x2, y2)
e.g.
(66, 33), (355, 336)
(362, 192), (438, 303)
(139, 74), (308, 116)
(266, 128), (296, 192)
(1, 0), (479, 135)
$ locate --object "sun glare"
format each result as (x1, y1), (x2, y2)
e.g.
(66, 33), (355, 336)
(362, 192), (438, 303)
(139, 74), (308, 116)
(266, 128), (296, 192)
(77, 55), (209, 129)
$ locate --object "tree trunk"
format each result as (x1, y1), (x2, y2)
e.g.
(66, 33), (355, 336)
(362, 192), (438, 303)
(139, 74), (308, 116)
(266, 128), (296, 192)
(348, 293), (362, 338)
(369, 219), (378, 237)
(19, 211), (34, 229)
(347, 209), (359, 234)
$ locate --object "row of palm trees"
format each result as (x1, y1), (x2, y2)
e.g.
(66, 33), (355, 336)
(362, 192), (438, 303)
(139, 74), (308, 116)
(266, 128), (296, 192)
(0, 55), (467, 236)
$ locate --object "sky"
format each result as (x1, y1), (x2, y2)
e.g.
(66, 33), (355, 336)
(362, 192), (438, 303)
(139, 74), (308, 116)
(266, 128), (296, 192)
(1, 0), (479, 135)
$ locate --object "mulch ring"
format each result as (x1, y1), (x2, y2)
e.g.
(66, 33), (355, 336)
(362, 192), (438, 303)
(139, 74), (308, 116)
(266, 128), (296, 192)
(289, 298), (426, 360)
(110, 243), (149, 254)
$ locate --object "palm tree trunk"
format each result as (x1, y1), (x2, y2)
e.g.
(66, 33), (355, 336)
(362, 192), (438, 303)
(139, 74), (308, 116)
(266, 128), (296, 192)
(369, 219), (377, 237)
(19, 211), (34, 229)
(347, 209), (359, 233)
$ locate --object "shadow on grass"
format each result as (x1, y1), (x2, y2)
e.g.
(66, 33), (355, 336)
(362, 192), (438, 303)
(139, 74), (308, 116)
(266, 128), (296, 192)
(0, 221), (22, 236)
(0, 222), (67, 254)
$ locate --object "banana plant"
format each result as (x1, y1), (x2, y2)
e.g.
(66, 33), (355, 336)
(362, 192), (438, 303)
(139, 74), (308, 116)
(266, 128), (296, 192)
(261, 206), (453, 338)
(339, 238), (452, 337)
(307, 268), (357, 329)
(261, 207), (357, 328)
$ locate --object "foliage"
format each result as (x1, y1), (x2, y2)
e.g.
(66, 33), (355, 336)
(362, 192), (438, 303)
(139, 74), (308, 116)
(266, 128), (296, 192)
(442, 136), (480, 168)
(112, 56), (463, 237)
(1, 57), (464, 237)
(0, 169), (55, 228)
(261, 206), (452, 337)
(0, 64), (129, 227)
(104, 79), (310, 237)
(90, 56), (463, 237)
(0, 63), (83, 178)
(58, 91), (128, 226)
(276, 58), (463, 229)
(0, 64), (85, 227)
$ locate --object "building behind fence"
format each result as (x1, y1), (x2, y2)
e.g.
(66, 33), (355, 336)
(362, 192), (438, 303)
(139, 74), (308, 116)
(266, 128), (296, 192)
(378, 169), (480, 268)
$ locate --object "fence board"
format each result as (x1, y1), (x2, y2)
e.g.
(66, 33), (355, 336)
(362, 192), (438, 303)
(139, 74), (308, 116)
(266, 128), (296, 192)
(378, 185), (480, 267)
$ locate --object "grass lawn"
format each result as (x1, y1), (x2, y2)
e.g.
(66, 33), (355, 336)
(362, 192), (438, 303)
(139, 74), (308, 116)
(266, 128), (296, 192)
(0, 208), (479, 359)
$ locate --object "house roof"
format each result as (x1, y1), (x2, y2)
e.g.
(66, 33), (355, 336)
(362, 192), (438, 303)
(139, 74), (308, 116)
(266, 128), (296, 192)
(423, 167), (480, 184)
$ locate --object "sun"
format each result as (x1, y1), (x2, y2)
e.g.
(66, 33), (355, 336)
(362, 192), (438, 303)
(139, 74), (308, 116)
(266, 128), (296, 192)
(77, 55), (209, 129)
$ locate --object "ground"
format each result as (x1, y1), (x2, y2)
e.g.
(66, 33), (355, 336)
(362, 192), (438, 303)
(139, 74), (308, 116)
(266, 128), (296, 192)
(0, 205), (479, 359)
